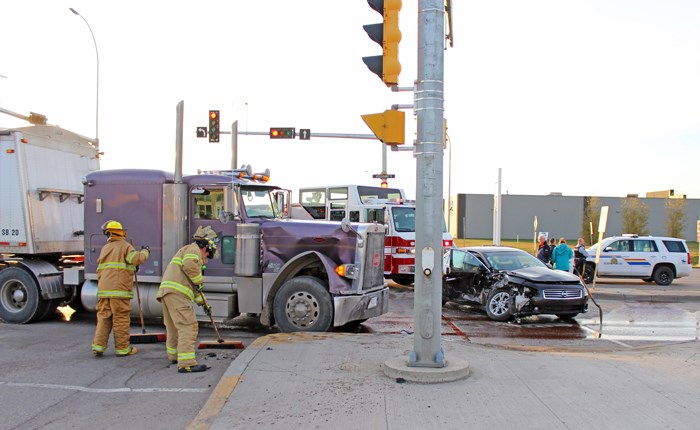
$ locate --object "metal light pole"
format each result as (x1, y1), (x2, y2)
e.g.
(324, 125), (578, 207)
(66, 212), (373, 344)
(409, 0), (447, 368)
(69, 7), (99, 148)
(384, 0), (469, 382)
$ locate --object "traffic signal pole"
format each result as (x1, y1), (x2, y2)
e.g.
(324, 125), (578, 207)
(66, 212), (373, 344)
(383, 0), (469, 382)
(410, 0), (446, 368)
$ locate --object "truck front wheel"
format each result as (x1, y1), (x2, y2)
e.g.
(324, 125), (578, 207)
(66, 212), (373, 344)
(0, 267), (47, 324)
(273, 276), (333, 332)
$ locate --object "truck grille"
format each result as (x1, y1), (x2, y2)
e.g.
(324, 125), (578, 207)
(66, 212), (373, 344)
(543, 289), (583, 299)
(363, 232), (385, 290)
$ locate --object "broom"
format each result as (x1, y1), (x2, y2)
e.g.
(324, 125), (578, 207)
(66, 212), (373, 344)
(197, 291), (244, 350)
(130, 270), (167, 343)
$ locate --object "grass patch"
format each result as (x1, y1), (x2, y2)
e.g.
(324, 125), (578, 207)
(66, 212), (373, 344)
(453, 239), (700, 266)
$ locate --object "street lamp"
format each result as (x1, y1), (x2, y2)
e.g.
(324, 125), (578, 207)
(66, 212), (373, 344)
(69, 7), (99, 148)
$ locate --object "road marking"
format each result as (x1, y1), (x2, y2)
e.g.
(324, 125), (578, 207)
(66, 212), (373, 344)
(0, 381), (207, 393)
(186, 375), (241, 430)
(579, 326), (633, 347)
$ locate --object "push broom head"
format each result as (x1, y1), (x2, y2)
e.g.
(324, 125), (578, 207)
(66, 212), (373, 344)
(198, 339), (245, 349)
(130, 332), (167, 344)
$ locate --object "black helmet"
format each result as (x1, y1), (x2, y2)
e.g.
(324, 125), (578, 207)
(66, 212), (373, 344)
(196, 238), (217, 259)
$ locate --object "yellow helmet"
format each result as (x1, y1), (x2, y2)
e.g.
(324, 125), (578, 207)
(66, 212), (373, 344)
(101, 220), (126, 237)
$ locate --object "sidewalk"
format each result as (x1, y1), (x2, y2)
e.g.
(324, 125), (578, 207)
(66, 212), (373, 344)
(190, 332), (700, 430)
(188, 282), (700, 430)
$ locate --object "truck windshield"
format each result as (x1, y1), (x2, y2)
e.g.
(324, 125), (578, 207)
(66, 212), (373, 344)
(240, 187), (279, 219)
(392, 206), (416, 232)
(357, 185), (403, 203)
(390, 206), (449, 233)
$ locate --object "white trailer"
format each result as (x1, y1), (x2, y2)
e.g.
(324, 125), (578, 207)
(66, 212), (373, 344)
(0, 123), (99, 323)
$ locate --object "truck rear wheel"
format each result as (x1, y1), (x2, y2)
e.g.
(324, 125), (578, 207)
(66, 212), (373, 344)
(0, 267), (47, 324)
(273, 276), (333, 332)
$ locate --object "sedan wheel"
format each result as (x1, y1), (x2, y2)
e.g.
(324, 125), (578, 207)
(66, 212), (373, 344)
(485, 288), (512, 322)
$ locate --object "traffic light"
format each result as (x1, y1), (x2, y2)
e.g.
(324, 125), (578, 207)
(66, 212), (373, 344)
(362, 0), (402, 87)
(381, 180), (389, 188)
(208, 110), (220, 143)
(269, 128), (296, 139)
(361, 109), (405, 145)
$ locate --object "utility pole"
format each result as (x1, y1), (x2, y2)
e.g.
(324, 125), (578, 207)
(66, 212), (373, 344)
(409, 0), (446, 368)
(384, 0), (469, 382)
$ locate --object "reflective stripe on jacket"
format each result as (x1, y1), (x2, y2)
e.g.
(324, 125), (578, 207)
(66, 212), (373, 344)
(96, 238), (149, 299)
(157, 242), (207, 302)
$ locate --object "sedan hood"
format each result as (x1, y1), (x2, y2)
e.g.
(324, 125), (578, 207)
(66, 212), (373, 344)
(507, 266), (580, 283)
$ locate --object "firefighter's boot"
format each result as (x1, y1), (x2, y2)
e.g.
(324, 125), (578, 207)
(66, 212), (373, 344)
(178, 364), (209, 373)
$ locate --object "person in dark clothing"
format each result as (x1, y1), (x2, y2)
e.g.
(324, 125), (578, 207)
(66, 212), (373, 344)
(536, 235), (550, 263)
(547, 238), (557, 264)
(574, 237), (590, 277)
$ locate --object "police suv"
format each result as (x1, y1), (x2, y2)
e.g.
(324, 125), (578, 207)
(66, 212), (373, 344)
(582, 235), (692, 286)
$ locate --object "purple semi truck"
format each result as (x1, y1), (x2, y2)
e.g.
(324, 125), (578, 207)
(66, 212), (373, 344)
(79, 167), (389, 332)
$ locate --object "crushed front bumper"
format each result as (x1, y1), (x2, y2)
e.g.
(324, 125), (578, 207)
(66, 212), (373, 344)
(333, 287), (389, 327)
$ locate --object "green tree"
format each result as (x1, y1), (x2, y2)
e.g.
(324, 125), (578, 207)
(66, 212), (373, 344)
(581, 196), (600, 245)
(665, 198), (686, 238)
(621, 197), (649, 235)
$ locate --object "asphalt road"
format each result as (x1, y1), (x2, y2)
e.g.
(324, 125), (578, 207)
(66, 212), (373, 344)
(1, 273), (698, 429)
(0, 313), (263, 430)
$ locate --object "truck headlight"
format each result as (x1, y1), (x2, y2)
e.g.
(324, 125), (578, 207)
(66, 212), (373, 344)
(335, 264), (358, 279)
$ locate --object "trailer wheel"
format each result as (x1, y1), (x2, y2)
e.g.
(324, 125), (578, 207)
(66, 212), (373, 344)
(0, 267), (47, 324)
(273, 276), (333, 332)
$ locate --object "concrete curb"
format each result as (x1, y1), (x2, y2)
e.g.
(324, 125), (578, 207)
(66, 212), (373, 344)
(590, 287), (700, 303)
(590, 291), (700, 302)
(186, 336), (271, 430)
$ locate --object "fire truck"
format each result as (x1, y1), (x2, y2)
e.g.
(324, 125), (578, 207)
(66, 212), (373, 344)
(293, 185), (453, 286)
(0, 108), (388, 332)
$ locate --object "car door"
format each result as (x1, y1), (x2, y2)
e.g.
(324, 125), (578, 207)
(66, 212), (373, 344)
(597, 239), (633, 276)
(190, 185), (236, 279)
(627, 239), (657, 277)
(444, 249), (483, 298)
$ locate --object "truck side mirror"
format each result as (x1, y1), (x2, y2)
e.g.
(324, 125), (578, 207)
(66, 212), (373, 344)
(222, 185), (240, 221)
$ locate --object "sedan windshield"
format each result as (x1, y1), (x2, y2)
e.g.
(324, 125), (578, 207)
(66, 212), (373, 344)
(476, 250), (548, 271)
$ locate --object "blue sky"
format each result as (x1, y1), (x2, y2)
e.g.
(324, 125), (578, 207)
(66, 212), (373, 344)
(2, 1), (699, 200)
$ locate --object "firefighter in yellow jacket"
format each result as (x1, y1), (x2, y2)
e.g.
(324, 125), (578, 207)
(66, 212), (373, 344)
(157, 236), (216, 373)
(92, 220), (150, 356)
